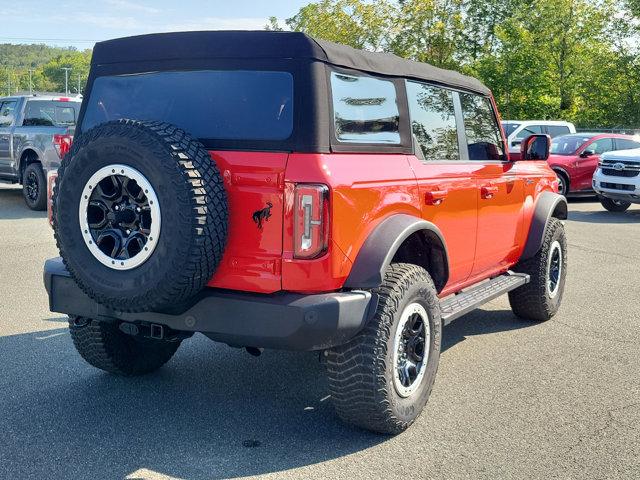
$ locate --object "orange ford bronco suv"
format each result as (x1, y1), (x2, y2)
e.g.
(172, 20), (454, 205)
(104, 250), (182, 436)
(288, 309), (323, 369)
(44, 31), (568, 434)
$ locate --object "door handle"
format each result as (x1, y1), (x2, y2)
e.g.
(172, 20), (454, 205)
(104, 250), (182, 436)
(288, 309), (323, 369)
(425, 189), (448, 206)
(481, 185), (499, 199)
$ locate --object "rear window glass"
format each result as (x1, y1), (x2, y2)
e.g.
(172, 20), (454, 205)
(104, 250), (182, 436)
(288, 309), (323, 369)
(330, 71), (400, 144)
(82, 70), (294, 141)
(23, 101), (78, 126)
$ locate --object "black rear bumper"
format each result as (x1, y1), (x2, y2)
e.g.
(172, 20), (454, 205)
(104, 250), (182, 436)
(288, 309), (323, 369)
(44, 258), (375, 351)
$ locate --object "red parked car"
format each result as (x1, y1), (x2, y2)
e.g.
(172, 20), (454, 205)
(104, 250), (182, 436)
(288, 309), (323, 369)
(548, 133), (640, 195)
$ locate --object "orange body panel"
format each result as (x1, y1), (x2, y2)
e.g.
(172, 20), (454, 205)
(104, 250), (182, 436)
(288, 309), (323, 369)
(206, 149), (557, 298)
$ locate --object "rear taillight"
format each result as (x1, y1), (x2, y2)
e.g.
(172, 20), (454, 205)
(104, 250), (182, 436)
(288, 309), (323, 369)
(293, 184), (329, 259)
(53, 134), (72, 159)
(47, 170), (58, 227)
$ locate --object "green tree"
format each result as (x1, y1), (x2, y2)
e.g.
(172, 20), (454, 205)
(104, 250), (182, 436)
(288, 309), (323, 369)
(41, 50), (92, 94)
(285, 0), (393, 51)
(390, 0), (466, 69)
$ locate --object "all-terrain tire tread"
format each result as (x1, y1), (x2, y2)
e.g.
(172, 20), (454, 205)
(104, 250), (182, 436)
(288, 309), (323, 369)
(68, 317), (180, 376)
(508, 218), (567, 321)
(53, 119), (228, 312)
(326, 263), (441, 434)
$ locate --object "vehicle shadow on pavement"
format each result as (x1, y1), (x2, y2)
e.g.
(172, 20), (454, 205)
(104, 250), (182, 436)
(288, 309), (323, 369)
(567, 209), (640, 224)
(442, 309), (533, 352)
(0, 186), (47, 220)
(0, 327), (385, 480)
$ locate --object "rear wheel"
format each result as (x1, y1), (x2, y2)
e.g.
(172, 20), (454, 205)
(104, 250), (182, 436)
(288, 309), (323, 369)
(22, 162), (47, 211)
(599, 196), (631, 212)
(68, 317), (180, 376)
(326, 263), (442, 434)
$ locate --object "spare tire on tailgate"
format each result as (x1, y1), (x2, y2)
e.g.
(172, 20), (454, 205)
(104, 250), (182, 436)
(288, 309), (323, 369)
(53, 119), (228, 312)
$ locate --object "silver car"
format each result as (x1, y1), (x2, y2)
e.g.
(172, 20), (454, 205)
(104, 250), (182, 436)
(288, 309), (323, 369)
(0, 95), (81, 210)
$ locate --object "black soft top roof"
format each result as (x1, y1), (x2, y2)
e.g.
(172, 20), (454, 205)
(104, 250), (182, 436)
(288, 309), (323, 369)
(91, 31), (490, 95)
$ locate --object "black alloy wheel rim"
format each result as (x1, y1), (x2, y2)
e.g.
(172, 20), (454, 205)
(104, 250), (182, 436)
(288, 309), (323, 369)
(86, 174), (153, 262)
(25, 171), (39, 202)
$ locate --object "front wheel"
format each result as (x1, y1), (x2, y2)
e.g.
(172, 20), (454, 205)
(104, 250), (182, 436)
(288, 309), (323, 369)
(69, 317), (181, 376)
(509, 218), (567, 321)
(326, 263), (442, 434)
(555, 170), (569, 197)
(599, 196), (631, 212)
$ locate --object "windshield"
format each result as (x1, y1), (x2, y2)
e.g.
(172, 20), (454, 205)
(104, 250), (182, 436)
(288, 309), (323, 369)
(501, 122), (520, 137)
(81, 70), (294, 141)
(550, 135), (594, 155)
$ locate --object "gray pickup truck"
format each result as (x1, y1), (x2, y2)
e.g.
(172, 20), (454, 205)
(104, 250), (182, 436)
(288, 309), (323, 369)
(0, 95), (81, 210)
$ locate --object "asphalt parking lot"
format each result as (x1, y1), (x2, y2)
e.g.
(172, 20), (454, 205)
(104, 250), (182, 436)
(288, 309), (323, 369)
(0, 182), (638, 480)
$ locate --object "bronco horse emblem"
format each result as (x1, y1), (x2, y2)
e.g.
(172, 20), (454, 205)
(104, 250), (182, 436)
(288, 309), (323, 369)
(252, 202), (273, 230)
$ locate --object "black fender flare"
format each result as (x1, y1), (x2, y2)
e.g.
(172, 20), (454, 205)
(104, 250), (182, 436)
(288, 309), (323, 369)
(343, 214), (449, 290)
(521, 191), (568, 260)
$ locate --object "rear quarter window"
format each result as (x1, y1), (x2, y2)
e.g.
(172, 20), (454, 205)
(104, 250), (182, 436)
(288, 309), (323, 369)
(330, 71), (400, 144)
(81, 70), (294, 141)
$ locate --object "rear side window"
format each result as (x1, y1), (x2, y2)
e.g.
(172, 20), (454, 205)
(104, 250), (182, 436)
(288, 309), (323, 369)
(330, 72), (400, 144)
(616, 138), (640, 150)
(23, 101), (78, 126)
(406, 81), (459, 160)
(459, 93), (505, 161)
(547, 125), (570, 138)
(587, 138), (613, 154)
(82, 70), (294, 141)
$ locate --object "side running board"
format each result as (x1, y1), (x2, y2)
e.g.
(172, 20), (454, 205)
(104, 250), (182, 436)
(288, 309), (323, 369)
(440, 272), (529, 325)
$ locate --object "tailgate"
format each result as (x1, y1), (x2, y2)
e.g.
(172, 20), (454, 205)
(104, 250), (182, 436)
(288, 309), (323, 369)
(207, 151), (288, 293)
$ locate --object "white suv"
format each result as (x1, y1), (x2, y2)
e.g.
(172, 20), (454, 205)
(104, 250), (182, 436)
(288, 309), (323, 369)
(502, 120), (576, 159)
(593, 148), (640, 212)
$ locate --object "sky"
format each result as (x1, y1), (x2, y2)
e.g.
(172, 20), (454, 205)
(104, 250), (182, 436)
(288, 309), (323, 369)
(0, 0), (310, 49)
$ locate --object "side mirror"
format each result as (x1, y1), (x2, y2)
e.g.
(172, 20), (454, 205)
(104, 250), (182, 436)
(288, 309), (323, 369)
(580, 150), (595, 158)
(520, 134), (551, 161)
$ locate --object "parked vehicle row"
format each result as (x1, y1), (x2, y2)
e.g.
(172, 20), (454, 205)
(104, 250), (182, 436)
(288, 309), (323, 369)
(0, 95), (80, 210)
(548, 133), (640, 196)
